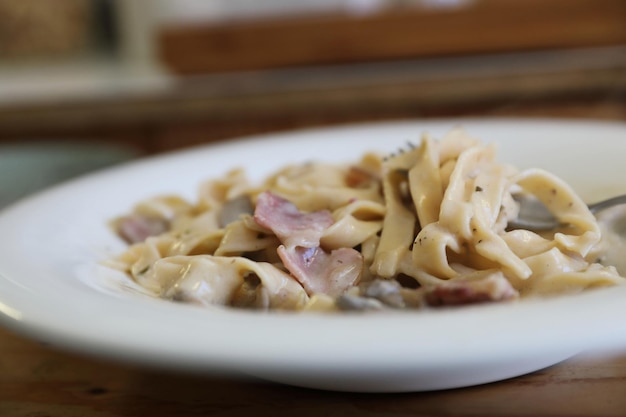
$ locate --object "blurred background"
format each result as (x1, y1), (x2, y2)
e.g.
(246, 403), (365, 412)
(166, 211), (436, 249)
(0, 0), (624, 205)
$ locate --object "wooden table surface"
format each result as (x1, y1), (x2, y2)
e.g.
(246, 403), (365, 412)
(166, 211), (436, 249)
(1, 324), (626, 417)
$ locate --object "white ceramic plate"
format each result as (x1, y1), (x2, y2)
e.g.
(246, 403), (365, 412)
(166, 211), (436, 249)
(1, 119), (626, 393)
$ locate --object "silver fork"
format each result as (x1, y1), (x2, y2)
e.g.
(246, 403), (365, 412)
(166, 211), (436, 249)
(507, 194), (626, 231)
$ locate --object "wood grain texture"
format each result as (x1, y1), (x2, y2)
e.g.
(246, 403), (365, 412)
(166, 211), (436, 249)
(1, 326), (626, 417)
(158, 0), (626, 73)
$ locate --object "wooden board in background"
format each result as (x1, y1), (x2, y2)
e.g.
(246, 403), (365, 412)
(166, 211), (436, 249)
(158, 0), (626, 74)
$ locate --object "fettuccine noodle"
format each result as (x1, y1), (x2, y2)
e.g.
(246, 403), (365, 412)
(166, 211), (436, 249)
(110, 128), (625, 311)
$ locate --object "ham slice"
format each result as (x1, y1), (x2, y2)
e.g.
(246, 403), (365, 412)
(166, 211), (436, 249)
(424, 274), (518, 307)
(278, 246), (362, 297)
(254, 191), (333, 248)
(254, 191), (362, 296)
(116, 214), (168, 244)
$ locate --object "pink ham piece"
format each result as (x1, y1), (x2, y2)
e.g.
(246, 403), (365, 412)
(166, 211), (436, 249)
(278, 246), (363, 297)
(254, 191), (334, 248)
(254, 191), (362, 296)
(116, 214), (169, 244)
(424, 274), (518, 307)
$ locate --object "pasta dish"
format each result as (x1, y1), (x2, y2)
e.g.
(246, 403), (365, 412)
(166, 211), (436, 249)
(110, 128), (626, 311)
